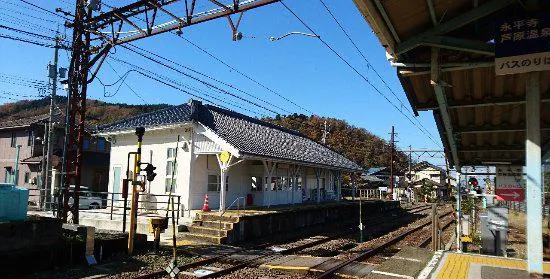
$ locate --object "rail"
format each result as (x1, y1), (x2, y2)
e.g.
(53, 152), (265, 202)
(27, 188), (181, 224)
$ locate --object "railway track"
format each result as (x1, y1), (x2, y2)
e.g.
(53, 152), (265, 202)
(134, 204), (435, 279)
(314, 209), (454, 279)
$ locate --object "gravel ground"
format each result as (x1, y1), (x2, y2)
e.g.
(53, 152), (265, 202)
(22, 246), (201, 279)
(218, 267), (315, 279)
(334, 206), (452, 261)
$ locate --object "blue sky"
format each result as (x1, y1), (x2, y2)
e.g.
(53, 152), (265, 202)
(0, 0), (445, 167)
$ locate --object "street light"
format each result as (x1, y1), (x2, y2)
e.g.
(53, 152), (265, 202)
(269, 31), (319, 41)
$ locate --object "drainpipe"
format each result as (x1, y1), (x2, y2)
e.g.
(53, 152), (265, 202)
(14, 145), (22, 185)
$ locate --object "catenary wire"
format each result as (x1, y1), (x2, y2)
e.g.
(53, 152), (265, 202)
(118, 44), (280, 115)
(125, 43), (291, 114)
(280, 1), (442, 147)
(101, 1), (309, 115)
(108, 56), (267, 117)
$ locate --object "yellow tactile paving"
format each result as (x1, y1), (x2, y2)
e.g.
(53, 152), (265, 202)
(436, 253), (550, 279)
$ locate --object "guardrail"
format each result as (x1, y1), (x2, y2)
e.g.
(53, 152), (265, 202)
(27, 188), (181, 223)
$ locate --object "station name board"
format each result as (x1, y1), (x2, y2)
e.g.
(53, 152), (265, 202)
(495, 12), (550, 75)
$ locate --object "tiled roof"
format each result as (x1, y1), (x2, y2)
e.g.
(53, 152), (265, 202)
(0, 112), (64, 130)
(96, 105), (193, 133)
(97, 100), (362, 171)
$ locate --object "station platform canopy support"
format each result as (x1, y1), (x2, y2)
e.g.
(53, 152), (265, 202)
(352, 0), (549, 275)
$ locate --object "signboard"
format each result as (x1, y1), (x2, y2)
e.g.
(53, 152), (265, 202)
(495, 12), (550, 75)
(495, 166), (525, 202)
(378, 187), (388, 192)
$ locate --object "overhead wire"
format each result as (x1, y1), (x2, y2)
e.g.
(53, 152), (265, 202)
(317, 0), (440, 148)
(18, 0), (70, 21)
(101, 1), (309, 115)
(280, 1), (442, 147)
(126, 43), (289, 114)
(108, 56), (267, 117)
(0, 24), (56, 41)
(104, 60), (148, 104)
(118, 43), (280, 115)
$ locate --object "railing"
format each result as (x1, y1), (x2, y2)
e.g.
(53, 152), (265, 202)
(218, 196), (245, 231)
(504, 201), (550, 216)
(27, 188), (181, 224)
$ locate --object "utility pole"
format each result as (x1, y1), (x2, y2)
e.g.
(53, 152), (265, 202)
(389, 126), (395, 199)
(57, 0), (280, 224)
(321, 120), (329, 145)
(408, 145), (412, 202)
(45, 35), (61, 210)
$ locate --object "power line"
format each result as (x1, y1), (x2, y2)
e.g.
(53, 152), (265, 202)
(317, 0), (409, 109)
(18, 0), (70, 21)
(108, 56), (267, 117)
(0, 24), (56, 40)
(0, 33), (67, 49)
(104, 60), (148, 104)
(0, 5), (59, 23)
(0, 14), (58, 34)
(317, 0), (440, 147)
(126, 43), (291, 114)
(101, 1), (308, 115)
(280, 1), (441, 147)
(118, 43), (280, 115)
(180, 37), (313, 115)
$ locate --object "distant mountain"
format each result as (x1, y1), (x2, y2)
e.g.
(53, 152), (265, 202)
(264, 113), (410, 173)
(0, 97), (170, 126)
(0, 97), (408, 173)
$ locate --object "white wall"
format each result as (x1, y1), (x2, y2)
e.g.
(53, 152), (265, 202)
(104, 124), (341, 213)
(106, 126), (192, 212)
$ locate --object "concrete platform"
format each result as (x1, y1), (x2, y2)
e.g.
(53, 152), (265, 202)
(430, 252), (550, 279)
(367, 247), (434, 279)
(186, 200), (401, 244)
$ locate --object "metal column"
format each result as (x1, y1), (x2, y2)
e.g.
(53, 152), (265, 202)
(456, 171), (462, 252)
(526, 71), (542, 275)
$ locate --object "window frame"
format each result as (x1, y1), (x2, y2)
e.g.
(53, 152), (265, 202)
(165, 147), (177, 193)
(27, 130), (33, 146)
(207, 173), (228, 192)
(10, 132), (16, 148)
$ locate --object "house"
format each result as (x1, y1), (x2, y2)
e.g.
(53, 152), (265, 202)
(0, 113), (110, 204)
(409, 161), (449, 199)
(96, 100), (362, 212)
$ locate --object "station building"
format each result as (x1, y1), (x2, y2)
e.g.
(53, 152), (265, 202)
(97, 99), (362, 213)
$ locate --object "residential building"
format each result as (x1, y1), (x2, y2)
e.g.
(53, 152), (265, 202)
(96, 100), (362, 212)
(409, 161), (450, 199)
(0, 113), (110, 204)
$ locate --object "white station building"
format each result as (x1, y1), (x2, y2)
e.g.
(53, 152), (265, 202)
(96, 100), (362, 214)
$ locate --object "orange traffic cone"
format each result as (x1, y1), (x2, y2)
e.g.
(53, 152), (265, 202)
(202, 194), (211, 212)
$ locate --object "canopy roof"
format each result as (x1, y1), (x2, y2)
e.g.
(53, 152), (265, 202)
(353, 0), (550, 167)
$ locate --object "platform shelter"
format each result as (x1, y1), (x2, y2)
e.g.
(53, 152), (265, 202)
(353, 0), (549, 275)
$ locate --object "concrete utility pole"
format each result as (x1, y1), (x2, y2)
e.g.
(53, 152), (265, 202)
(44, 35), (61, 210)
(14, 145), (22, 185)
(321, 120), (329, 145)
(389, 126), (395, 198)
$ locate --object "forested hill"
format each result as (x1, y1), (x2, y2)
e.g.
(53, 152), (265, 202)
(265, 114), (409, 172)
(0, 97), (169, 126)
(0, 98), (407, 172)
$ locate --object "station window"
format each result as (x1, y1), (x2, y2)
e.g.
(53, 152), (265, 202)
(165, 178), (176, 193)
(165, 148), (177, 193)
(207, 174), (228, 192)
(251, 176), (262, 191)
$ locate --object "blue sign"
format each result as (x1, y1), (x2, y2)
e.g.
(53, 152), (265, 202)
(495, 12), (550, 57)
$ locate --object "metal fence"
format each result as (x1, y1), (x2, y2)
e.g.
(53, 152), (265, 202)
(504, 201), (550, 216)
(27, 188), (181, 223)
